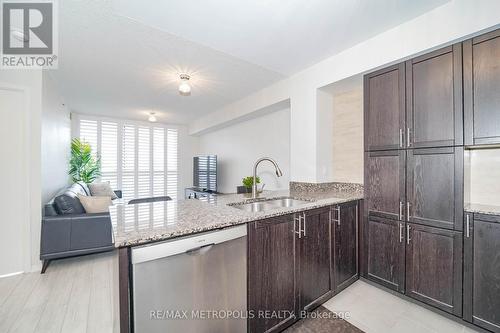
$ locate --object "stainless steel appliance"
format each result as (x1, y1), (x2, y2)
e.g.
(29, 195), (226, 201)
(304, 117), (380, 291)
(131, 225), (247, 333)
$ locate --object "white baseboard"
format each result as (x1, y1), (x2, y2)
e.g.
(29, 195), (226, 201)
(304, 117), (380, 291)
(0, 271), (24, 279)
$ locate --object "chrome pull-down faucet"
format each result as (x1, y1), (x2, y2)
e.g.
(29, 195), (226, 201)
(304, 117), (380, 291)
(252, 157), (283, 199)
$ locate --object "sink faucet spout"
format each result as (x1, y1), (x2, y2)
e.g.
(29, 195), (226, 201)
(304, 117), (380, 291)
(252, 157), (283, 199)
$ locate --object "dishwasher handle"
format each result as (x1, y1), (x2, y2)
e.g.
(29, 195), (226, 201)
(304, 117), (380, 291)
(185, 243), (215, 256)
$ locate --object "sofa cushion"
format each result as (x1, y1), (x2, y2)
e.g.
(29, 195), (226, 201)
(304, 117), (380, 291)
(53, 183), (87, 215)
(88, 181), (118, 199)
(77, 195), (112, 213)
(54, 194), (85, 215)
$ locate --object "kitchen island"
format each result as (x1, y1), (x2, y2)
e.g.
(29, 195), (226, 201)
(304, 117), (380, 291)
(112, 183), (363, 333)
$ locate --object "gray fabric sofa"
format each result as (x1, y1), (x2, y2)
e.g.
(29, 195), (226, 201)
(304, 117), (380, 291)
(40, 182), (121, 273)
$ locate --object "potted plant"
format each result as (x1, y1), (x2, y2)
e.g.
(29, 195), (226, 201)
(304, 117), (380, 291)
(237, 176), (261, 194)
(69, 138), (101, 183)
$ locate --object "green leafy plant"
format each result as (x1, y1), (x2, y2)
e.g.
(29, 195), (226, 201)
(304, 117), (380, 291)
(69, 138), (101, 183)
(242, 176), (260, 189)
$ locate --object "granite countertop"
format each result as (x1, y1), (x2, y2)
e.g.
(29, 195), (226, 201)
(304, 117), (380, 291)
(464, 203), (500, 216)
(110, 186), (363, 248)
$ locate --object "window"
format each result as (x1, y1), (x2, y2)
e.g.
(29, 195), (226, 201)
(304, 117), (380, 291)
(75, 115), (179, 201)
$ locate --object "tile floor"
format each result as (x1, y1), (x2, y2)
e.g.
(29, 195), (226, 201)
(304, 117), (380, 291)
(323, 280), (479, 333)
(284, 306), (363, 333)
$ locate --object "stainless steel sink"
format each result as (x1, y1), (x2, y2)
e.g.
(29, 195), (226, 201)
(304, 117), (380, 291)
(229, 197), (311, 212)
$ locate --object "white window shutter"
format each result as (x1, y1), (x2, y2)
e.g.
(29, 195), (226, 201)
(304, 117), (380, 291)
(77, 117), (179, 214)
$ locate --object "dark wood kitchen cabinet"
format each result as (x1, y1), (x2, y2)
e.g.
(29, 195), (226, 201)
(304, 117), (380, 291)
(298, 207), (332, 311)
(332, 201), (358, 294)
(248, 204), (347, 332)
(365, 150), (405, 221)
(248, 214), (296, 333)
(406, 147), (463, 230)
(464, 29), (500, 146)
(405, 223), (463, 316)
(365, 215), (405, 293)
(405, 44), (463, 148)
(464, 213), (500, 333)
(364, 63), (406, 151)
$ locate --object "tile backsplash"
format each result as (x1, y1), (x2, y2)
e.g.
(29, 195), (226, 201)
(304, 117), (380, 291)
(466, 148), (500, 206)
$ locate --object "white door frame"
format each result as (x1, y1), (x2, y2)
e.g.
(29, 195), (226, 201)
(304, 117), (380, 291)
(0, 82), (33, 276)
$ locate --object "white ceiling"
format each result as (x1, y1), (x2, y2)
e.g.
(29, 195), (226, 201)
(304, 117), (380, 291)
(112, 0), (449, 75)
(51, 0), (448, 124)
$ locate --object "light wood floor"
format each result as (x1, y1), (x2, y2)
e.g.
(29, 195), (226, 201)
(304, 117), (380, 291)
(0, 251), (120, 333)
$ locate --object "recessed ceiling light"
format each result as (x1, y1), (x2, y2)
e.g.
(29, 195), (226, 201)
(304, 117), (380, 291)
(148, 112), (157, 122)
(178, 74), (191, 96)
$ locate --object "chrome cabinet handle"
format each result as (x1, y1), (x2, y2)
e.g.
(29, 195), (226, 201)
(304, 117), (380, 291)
(302, 212), (306, 237)
(336, 206), (341, 226)
(399, 128), (404, 148)
(466, 214), (470, 238)
(406, 202), (411, 221)
(294, 215), (302, 239)
(356, 203), (359, 224)
(407, 127), (412, 147)
(399, 201), (404, 221)
(406, 225), (411, 245)
(399, 223), (404, 243)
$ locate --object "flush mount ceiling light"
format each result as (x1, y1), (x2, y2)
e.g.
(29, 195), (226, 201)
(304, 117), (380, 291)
(148, 112), (157, 122)
(178, 74), (191, 96)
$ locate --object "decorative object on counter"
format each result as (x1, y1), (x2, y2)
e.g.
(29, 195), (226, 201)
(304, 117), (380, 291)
(290, 181), (363, 194)
(242, 176), (260, 191)
(237, 186), (251, 194)
(69, 138), (101, 183)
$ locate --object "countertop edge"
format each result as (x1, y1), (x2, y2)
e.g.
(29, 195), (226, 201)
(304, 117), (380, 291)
(114, 195), (363, 248)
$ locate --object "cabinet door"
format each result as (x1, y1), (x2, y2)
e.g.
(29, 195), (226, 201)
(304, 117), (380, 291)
(365, 150), (405, 220)
(332, 201), (358, 294)
(365, 216), (405, 292)
(406, 147), (463, 230)
(406, 44), (463, 148)
(298, 207), (331, 311)
(464, 29), (500, 146)
(405, 223), (462, 316)
(464, 213), (500, 333)
(248, 215), (296, 333)
(364, 63), (406, 151)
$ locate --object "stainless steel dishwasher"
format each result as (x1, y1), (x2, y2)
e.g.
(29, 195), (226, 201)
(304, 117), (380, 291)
(131, 225), (247, 333)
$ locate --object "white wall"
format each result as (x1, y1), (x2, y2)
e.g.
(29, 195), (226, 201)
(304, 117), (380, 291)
(41, 73), (71, 204)
(190, 0), (500, 183)
(0, 70), (43, 275)
(197, 108), (290, 193)
(331, 88), (364, 184)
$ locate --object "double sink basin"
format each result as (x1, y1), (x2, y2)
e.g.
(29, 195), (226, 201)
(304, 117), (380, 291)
(229, 197), (312, 213)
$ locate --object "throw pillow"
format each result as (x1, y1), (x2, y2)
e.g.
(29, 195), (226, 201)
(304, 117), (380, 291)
(77, 195), (112, 213)
(88, 181), (118, 199)
(54, 192), (86, 215)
